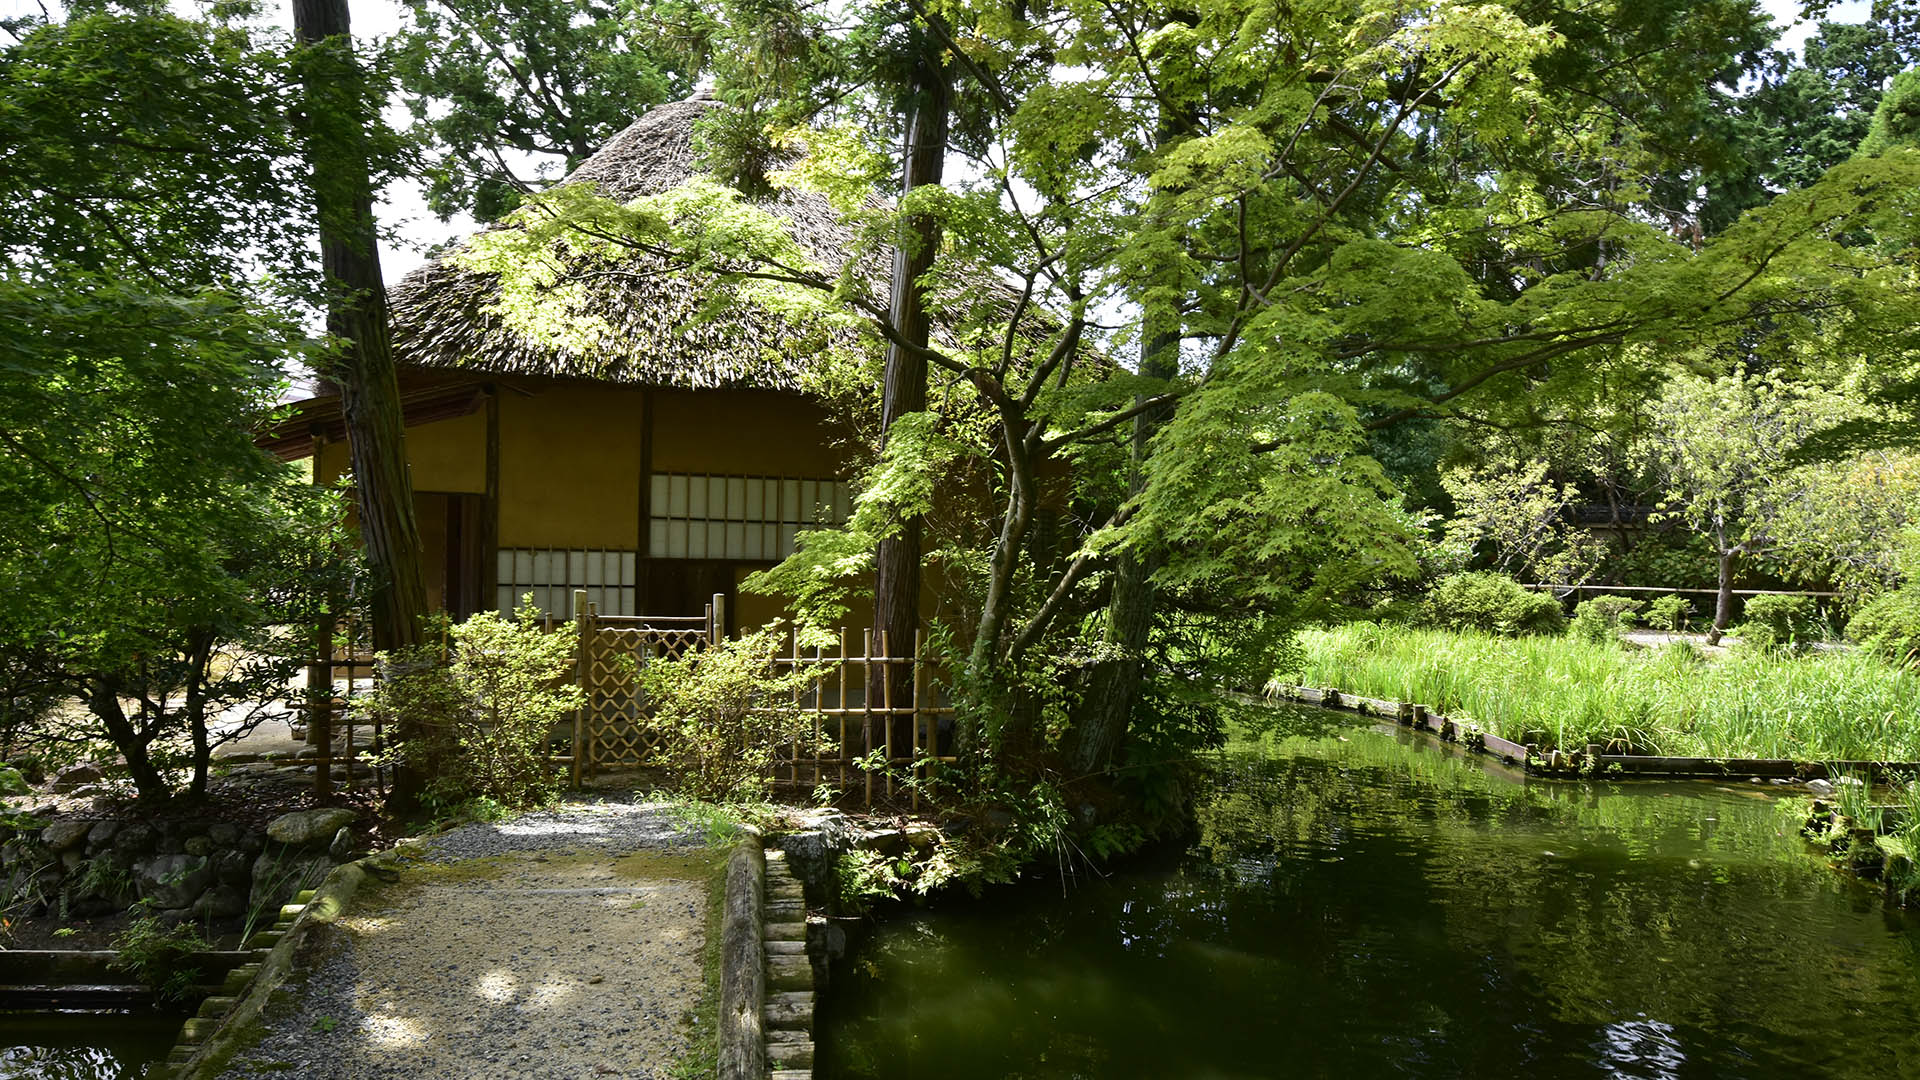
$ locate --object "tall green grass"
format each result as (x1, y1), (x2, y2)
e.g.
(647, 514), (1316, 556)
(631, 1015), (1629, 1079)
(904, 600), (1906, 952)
(1291, 624), (1920, 761)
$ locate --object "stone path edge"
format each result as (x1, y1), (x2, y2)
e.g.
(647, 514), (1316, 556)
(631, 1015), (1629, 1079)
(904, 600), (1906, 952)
(158, 841), (402, 1080)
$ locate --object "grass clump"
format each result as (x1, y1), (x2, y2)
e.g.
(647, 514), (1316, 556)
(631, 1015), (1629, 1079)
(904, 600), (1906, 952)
(1292, 623), (1920, 760)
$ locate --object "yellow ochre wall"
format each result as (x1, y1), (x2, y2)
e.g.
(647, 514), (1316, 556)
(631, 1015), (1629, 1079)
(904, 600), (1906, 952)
(312, 410), (485, 494)
(650, 387), (849, 477)
(494, 383), (852, 549)
(497, 384), (642, 549)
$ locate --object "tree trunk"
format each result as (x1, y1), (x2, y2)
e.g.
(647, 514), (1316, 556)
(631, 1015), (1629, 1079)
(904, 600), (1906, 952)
(293, 0), (428, 657)
(1709, 539), (1737, 646)
(960, 428), (1038, 758)
(1066, 97), (1187, 777)
(294, 0), (432, 809)
(1067, 317), (1179, 776)
(868, 40), (951, 756)
(184, 631), (213, 800)
(87, 678), (169, 801)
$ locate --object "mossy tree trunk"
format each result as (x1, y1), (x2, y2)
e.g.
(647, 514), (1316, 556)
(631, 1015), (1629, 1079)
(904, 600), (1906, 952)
(293, 0), (432, 806)
(869, 38), (951, 754)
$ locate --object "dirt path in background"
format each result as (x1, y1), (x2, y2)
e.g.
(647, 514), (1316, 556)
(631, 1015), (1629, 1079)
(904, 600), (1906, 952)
(219, 801), (721, 1080)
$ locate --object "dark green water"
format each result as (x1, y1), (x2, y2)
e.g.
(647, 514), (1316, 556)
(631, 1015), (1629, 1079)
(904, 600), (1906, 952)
(821, 713), (1920, 1079)
(0, 1011), (182, 1079)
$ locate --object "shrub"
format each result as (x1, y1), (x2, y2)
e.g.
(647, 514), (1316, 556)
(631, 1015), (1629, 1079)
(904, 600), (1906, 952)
(1738, 594), (1819, 649)
(111, 916), (208, 1005)
(1569, 596), (1642, 643)
(1646, 594), (1692, 632)
(637, 627), (826, 803)
(1848, 591), (1920, 668)
(1426, 573), (1565, 636)
(356, 600), (584, 815)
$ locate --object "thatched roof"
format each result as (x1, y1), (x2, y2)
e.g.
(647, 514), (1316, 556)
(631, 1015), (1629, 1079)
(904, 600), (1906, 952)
(388, 94), (867, 391)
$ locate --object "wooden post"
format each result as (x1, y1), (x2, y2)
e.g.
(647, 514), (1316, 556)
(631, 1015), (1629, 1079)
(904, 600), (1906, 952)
(482, 384), (499, 612)
(813, 640), (825, 790)
(862, 629), (874, 807)
(307, 429), (336, 803)
(911, 629), (924, 811)
(837, 627), (849, 793)
(572, 588), (589, 787)
(881, 630), (894, 802)
(711, 591), (727, 643)
(789, 629), (801, 790)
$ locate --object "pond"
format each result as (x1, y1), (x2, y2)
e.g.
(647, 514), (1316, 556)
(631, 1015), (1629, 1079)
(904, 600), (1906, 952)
(0, 1011), (183, 1079)
(821, 708), (1920, 1079)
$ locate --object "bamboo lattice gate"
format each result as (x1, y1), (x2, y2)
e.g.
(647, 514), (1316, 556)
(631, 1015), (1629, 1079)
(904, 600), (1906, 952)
(570, 591), (957, 806)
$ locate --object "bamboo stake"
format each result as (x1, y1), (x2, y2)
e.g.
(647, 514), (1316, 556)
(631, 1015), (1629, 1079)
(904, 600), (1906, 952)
(862, 629), (874, 807)
(572, 588), (589, 786)
(881, 630), (894, 802)
(912, 629), (924, 811)
(838, 627), (849, 793)
(789, 628), (800, 789)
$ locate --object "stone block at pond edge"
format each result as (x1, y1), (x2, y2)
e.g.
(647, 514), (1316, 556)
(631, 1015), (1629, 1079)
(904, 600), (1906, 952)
(40, 821), (91, 852)
(266, 809), (357, 850)
(137, 853), (213, 910)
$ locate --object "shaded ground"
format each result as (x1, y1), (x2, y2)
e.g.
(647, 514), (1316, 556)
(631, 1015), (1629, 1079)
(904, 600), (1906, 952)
(219, 799), (722, 1080)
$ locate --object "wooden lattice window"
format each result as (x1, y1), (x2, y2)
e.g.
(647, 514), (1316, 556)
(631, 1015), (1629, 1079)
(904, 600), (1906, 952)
(646, 474), (850, 561)
(496, 549), (637, 618)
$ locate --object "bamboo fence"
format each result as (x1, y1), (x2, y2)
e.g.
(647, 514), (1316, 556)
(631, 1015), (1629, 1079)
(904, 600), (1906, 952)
(570, 591), (956, 808)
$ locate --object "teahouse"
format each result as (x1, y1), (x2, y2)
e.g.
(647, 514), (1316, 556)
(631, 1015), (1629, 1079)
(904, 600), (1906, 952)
(263, 95), (868, 631)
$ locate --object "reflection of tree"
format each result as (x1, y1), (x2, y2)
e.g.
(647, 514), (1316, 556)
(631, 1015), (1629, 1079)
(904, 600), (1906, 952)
(1195, 727), (1920, 1069)
(830, 722), (1920, 1078)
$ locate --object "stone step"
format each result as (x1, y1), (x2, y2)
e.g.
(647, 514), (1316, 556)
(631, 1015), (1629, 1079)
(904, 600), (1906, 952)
(220, 963), (262, 995)
(772, 1071), (812, 1080)
(769, 1038), (815, 1069)
(766, 939), (808, 956)
(764, 992), (812, 1031)
(196, 995), (238, 1018)
(767, 953), (812, 991)
(766, 899), (805, 919)
(179, 1017), (219, 1043)
(765, 920), (806, 941)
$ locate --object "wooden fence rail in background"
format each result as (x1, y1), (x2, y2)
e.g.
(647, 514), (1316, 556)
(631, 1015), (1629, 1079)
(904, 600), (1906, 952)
(1522, 584), (1841, 598)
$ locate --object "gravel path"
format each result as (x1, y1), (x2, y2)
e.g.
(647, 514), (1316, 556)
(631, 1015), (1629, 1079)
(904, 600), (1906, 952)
(220, 799), (720, 1080)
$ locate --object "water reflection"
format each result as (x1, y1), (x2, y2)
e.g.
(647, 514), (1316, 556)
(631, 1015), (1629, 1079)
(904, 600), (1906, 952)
(822, 710), (1920, 1079)
(0, 1011), (183, 1080)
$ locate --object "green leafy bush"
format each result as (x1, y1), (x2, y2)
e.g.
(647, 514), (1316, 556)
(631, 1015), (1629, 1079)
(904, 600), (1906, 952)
(111, 916), (208, 1005)
(637, 627), (825, 803)
(1737, 594), (1819, 648)
(357, 600), (584, 815)
(1848, 591), (1920, 667)
(1646, 594), (1693, 632)
(1569, 596), (1642, 643)
(1426, 573), (1565, 636)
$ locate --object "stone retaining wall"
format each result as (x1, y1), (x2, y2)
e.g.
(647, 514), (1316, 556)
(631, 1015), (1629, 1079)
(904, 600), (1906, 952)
(0, 807), (363, 928)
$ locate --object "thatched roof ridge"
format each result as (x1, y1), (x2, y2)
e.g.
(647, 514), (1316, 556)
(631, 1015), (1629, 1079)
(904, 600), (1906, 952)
(387, 96), (865, 391)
